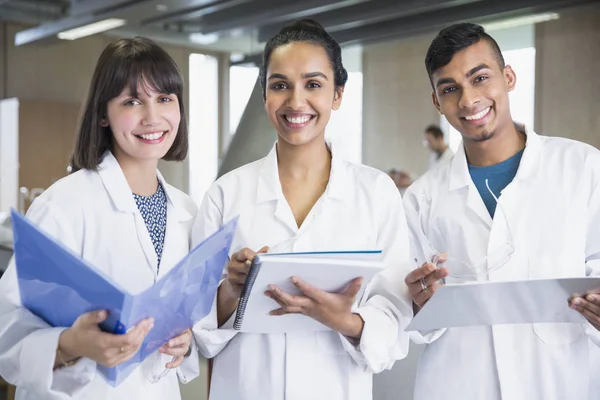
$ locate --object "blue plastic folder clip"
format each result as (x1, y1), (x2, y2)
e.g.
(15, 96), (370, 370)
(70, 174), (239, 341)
(10, 209), (237, 387)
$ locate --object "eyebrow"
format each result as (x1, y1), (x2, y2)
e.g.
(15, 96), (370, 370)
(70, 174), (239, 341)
(435, 63), (491, 88)
(466, 63), (490, 78)
(435, 77), (456, 88)
(267, 72), (328, 80)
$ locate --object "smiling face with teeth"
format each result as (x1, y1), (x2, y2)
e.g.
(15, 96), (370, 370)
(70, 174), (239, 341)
(264, 42), (344, 148)
(431, 40), (516, 145)
(103, 82), (180, 166)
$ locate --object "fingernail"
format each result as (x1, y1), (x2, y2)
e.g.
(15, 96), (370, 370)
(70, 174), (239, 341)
(291, 277), (298, 284)
(588, 295), (595, 301)
(98, 310), (106, 318)
(268, 284), (275, 291)
(264, 291), (270, 297)
(573, 298), (582, 305)
(169, 340), (175, 347)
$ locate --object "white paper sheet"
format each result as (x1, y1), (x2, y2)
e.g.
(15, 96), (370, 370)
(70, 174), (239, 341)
(406, 277), (600, 332)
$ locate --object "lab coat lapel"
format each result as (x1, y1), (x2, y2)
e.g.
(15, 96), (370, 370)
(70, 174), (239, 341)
(156, 172), (194, 278)
(97, 152), (158, 275)
(257, 144), (298, 233)
(449, 144), (492, 228)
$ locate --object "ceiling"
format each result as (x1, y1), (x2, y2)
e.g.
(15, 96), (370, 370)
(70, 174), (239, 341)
(1, 0), (598, 63)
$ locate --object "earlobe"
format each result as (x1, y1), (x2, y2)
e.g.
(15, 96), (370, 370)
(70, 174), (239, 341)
(332, 86), (344, 111)
(505, 65), (517, 92)
(100, 119), (109, 127)
(431, 91), (443, 115)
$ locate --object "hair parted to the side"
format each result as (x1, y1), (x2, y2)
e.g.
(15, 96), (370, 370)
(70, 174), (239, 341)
(425, 124), (444, 139)
(425, 23), (505, 86)
(259, 19), (348, 100)
(70, 36), (188, 172)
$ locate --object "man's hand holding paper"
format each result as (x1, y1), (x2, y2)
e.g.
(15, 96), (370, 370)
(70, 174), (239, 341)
(570, 292), (600, 331)
(405, 254), (449, 309)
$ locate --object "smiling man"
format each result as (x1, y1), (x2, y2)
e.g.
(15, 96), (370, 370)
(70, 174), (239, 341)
(402, 23), (600, 400)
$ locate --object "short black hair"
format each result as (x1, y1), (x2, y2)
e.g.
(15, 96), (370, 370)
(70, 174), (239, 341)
(71, 36), (188, 171)
(259, 19), (348, 100)
(425, 124), (444, 139)
(425, 23), (505, 84)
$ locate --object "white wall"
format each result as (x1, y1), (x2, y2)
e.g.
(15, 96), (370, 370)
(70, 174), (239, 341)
(0, 98), (19, 215)
(362, 33), (440, 177)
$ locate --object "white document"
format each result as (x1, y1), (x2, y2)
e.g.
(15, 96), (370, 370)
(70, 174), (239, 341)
(406, 277), (600, 332)
(234, 251), (385, 333)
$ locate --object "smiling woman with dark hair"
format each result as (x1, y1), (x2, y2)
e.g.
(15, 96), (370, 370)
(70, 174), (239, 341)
(0, 37), (199, 400)
(191, 19), (413, 400)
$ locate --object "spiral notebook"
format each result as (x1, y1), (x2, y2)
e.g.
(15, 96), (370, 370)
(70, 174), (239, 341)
(233, 251), (385, 333)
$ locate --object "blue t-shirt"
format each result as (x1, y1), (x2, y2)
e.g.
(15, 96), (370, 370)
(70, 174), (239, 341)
(468, 149), (524, 217)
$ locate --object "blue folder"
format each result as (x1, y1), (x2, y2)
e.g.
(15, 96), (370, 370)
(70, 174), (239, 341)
(10, 209), (237, 387)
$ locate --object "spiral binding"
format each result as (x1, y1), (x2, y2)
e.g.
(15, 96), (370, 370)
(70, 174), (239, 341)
(233, 259), (262, 330)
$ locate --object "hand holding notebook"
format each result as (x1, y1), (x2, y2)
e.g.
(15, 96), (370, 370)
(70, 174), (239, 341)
(266, 274), (365, 337)
(232, 251), (385, 333)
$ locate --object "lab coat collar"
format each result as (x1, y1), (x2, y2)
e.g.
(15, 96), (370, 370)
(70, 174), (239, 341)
(97, 152), (193, 222)
(256, 144), (283, 203)
(255, 141), (350, 204)
(449, 125), (543, 191)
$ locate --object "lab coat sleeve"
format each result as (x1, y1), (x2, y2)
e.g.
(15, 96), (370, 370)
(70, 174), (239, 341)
(339, 177), (414, 373)
(0, 198), (97, 398)
(402, 186), (446, 345)
(584, 172), (600, 347)
(191, 189), (238, 358)
(175, 339), (200, 384)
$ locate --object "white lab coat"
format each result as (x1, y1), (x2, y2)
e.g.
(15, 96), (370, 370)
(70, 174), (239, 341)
(404, 130), (600, 400)
(0, 152), (200, 400)
(192, 143), (413, 400)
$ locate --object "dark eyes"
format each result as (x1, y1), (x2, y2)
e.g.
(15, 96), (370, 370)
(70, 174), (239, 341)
(271, 82), (288, 90)
(442, 86), (457, 94)
(270, 81), (322, 90)
(441, 75), (488, 95)
(124, 96), (173, 106)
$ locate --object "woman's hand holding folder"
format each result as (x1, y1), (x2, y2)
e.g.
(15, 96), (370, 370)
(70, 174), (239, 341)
(54, 310), (154, 369)
(265, 276), (366, 340)
(217, 246), (269, 327)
